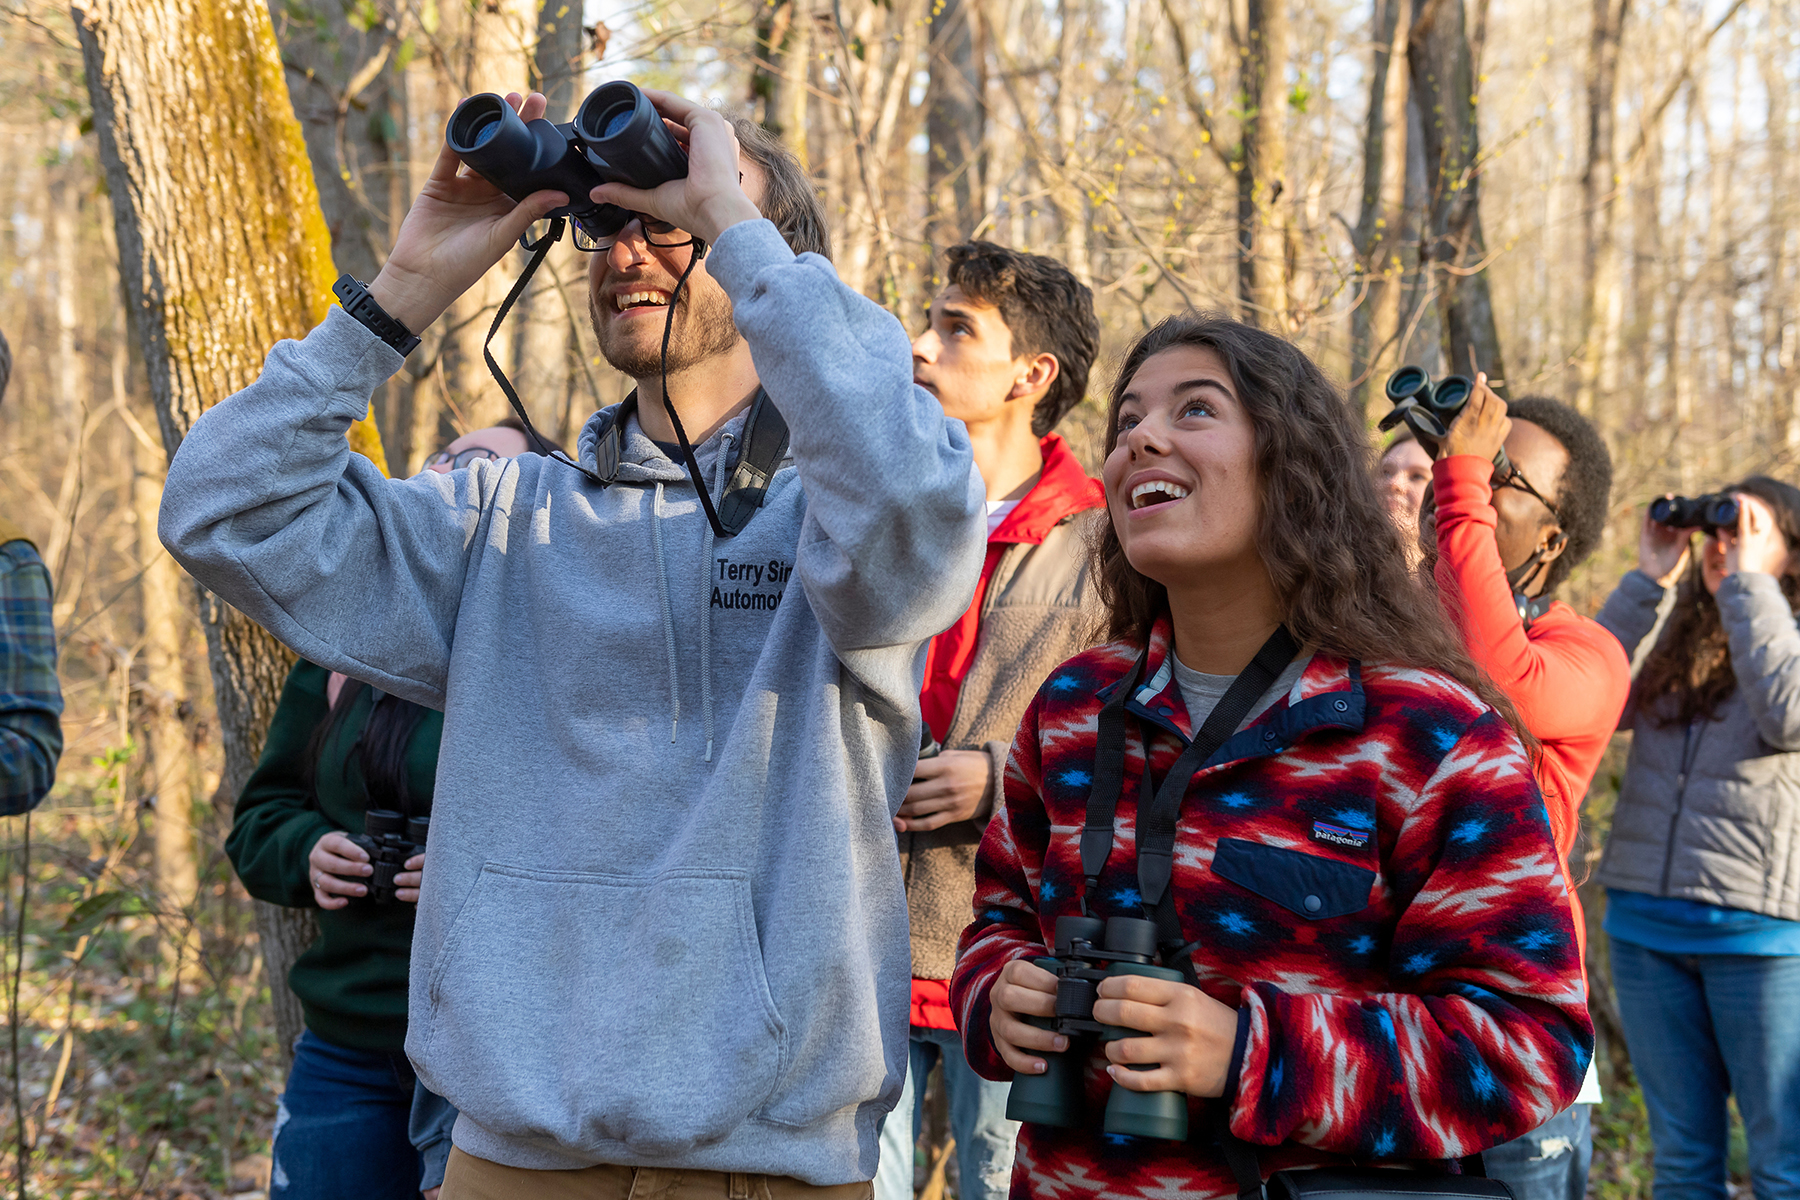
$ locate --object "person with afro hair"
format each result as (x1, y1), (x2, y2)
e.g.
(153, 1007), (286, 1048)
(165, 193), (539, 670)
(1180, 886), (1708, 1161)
(1420, 374), (1628, 1200)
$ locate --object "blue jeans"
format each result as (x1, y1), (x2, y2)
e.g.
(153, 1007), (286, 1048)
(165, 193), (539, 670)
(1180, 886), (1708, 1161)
(272, 1029), (425, 1200)
(875, 1026), (1018, 1200)
(1481, 1102), (1591, 1200)
(1610, 940), (1800, 1200)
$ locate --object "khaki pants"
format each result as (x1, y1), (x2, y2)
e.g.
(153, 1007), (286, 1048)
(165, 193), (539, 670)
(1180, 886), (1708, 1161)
(440, 1147), (876, 1200)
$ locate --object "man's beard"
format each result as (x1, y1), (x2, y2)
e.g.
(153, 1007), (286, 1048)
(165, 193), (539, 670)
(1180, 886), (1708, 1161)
(591, 277), (742, 380)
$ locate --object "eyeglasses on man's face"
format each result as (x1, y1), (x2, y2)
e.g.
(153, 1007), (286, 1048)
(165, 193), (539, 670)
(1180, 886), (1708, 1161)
(570, 213), (695, 254)
(1491, 461), (1560, 524)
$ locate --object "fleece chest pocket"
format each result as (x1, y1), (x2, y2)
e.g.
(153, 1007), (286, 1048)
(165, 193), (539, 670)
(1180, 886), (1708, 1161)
(1210, 838), (1375, 920)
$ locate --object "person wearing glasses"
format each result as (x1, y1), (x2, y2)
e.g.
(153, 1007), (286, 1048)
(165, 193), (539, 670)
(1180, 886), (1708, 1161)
(161, 87), (985, 1199)
(1594, 477), (1800, 1200)
(1420, 378), (1628, 1200)
(227, 424), (553, 1200)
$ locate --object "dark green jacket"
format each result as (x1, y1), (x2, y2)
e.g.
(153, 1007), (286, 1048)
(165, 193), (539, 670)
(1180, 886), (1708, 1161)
(226, 659), (444, 1052)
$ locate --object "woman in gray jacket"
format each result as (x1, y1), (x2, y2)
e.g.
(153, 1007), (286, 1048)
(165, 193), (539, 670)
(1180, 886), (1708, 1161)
(1596, 475), (1800, 1200)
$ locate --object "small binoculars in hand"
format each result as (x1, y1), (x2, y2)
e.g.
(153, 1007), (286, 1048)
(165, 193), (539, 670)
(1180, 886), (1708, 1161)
(1004, 914), (1189, 1142)
(344, 809), (429, 906)
(1651, 493), (1741, 533)
(1380, 366), (1514, 475)
(446, 81), (687, 247)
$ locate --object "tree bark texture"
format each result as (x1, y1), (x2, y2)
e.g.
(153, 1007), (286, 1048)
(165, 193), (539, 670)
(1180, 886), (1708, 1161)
(1350, 0), (1412, 416)
(1408, 0), (1506, 387)
(509, 1), (585, 439)
(132, 433), (201, 977)
(73, 0), (341, 1069)
(926, 0), (985, 249)
(1574, 0), (1628, 414)
(1236, 0), (1290, 327)
(273, 0), (409, 450)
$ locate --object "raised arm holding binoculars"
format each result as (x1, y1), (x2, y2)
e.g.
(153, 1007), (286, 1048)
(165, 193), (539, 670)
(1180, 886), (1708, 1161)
(1408, 371), (1625, 1200)
(160, 83), (985, 1199)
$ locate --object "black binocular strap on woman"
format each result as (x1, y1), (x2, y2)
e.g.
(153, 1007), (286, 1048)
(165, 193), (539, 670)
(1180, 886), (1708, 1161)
(1077, 625), (1299, 980)
(1216, 1109), (1502, 1200)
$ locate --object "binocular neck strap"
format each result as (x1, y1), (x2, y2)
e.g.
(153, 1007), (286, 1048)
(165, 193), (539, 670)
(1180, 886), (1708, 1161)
(481, 225), (782, 539)
(1078, 626), (1298, 940)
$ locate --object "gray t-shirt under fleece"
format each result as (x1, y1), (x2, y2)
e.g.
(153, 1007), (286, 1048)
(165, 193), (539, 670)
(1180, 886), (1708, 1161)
(1170, 652), (1309, 735)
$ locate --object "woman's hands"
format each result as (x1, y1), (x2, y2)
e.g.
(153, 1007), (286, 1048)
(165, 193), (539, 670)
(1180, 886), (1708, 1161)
(1094, 973), (1241, 1099)
(309, 831), (370, 910)
(1724, 492), (1790, 578)
(588, 89), (762, 245)
(369, 91), (570, 334)
(1640, 500), (1692, 588)
(988, 957), (1241, 1098)
(987, 959), (1066, 1075)
(308, 832), (426, 907)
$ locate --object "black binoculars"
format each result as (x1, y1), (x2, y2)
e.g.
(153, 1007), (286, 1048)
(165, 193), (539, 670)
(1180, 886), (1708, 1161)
(1380, 365), (1514, 475)
(346, 809), (429, 905)
(1004, 914), (1189, 1141)
(1651, 493), (1741, 533)
(446, 81), (687, 245)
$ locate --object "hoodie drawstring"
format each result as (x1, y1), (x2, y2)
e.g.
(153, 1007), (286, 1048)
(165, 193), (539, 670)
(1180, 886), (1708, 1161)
(697, 435), (732, 764)
(650, 481), (681, 746)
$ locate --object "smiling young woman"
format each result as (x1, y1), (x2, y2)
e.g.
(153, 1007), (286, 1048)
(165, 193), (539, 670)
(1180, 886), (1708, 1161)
(950, 313), (1593, 1200)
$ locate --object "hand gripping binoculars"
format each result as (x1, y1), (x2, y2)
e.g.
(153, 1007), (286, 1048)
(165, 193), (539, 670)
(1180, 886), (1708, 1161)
(1005, 914), (1189, 1141)
(1650, 493), (1741, 533)
(445, 81), (687, 245)
(1379, 365), (1515, 476)
(346, 809), (429, 905)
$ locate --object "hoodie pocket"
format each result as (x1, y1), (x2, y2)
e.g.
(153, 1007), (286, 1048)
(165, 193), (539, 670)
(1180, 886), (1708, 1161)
(423, 864), (786, 1155)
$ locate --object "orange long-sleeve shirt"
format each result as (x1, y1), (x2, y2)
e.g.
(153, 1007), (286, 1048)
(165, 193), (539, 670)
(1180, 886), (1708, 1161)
(1432, 455), (1630, 955)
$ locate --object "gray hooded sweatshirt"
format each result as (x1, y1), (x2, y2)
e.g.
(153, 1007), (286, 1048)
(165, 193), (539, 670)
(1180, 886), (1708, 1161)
(158, 219), (987, 1183)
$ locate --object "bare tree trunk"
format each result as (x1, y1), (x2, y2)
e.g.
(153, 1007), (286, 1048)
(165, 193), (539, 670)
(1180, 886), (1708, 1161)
(1350, 0), (1412, 416)
(272, 0), (408, 449)
(1574, 0), (1628, 414)
(926, 0), (984, 249)
(74, 0), (336, 1069)
(1050, 0), (1090, 285)
(1408, 0), (1506, 385)
(1235, 0), (1289, 327)
(512, 3), (584, 435)
(132, 431), (202, 977)
(753, 0), (812, 165)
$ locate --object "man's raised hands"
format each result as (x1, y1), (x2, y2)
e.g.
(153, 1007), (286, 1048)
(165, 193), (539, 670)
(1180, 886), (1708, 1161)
(368, 91), (569, 335)
(588, 89), (763, 246)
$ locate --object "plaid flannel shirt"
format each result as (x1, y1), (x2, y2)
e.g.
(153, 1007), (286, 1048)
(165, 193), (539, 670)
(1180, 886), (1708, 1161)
(1, 538), (63, 814)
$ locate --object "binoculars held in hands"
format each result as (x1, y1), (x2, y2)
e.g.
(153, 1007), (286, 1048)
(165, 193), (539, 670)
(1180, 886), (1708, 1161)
(1005, 914), (1190, 1141)
(346, 808), (429, 906)
(1651, 493), (1741, 533)
(1380, 365), (1516, 477)
(446, 82), (688, 245)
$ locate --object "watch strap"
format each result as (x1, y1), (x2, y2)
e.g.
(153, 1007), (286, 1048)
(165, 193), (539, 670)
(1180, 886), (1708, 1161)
(332, 273), (422, 357)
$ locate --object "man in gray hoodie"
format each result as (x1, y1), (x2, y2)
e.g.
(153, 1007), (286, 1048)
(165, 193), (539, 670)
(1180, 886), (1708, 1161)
(159, 88), (986, 1198)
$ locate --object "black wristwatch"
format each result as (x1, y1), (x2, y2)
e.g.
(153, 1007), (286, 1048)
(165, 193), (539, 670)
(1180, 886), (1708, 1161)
(332, 273), (422, 357)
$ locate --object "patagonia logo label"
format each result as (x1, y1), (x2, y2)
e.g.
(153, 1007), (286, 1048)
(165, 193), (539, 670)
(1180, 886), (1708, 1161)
(1311, 821), (1369, 849)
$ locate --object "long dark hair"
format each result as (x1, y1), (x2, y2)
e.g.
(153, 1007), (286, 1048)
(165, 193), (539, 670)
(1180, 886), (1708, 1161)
(1633, 475), (1800, 726)
(1093, 313), (1528, 736)
(306, 676), (431, 814)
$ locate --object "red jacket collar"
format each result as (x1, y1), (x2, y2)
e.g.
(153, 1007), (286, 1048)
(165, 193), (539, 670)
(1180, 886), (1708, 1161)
(989, 433), (1105, 544)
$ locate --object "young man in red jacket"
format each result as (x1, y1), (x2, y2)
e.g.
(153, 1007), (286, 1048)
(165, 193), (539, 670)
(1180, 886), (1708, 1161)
(876, 242), (1104, 1200)
(1425, 377), (1629, 1200)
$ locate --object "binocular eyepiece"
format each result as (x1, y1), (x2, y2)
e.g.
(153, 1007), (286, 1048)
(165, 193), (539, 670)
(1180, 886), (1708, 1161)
(345, 808), (429, 906)
(1004, 914), (1189, 1141)
(446, 81), (688, 244)
(1650, 493), (1741, 533)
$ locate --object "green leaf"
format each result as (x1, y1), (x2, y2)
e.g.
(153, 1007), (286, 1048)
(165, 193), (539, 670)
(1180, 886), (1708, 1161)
(61, 891), (135, 938)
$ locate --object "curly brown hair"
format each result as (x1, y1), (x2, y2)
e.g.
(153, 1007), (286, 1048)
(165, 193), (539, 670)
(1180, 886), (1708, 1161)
(1632, 475), (1800, 727)
(1093, 313), (1529, 738)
